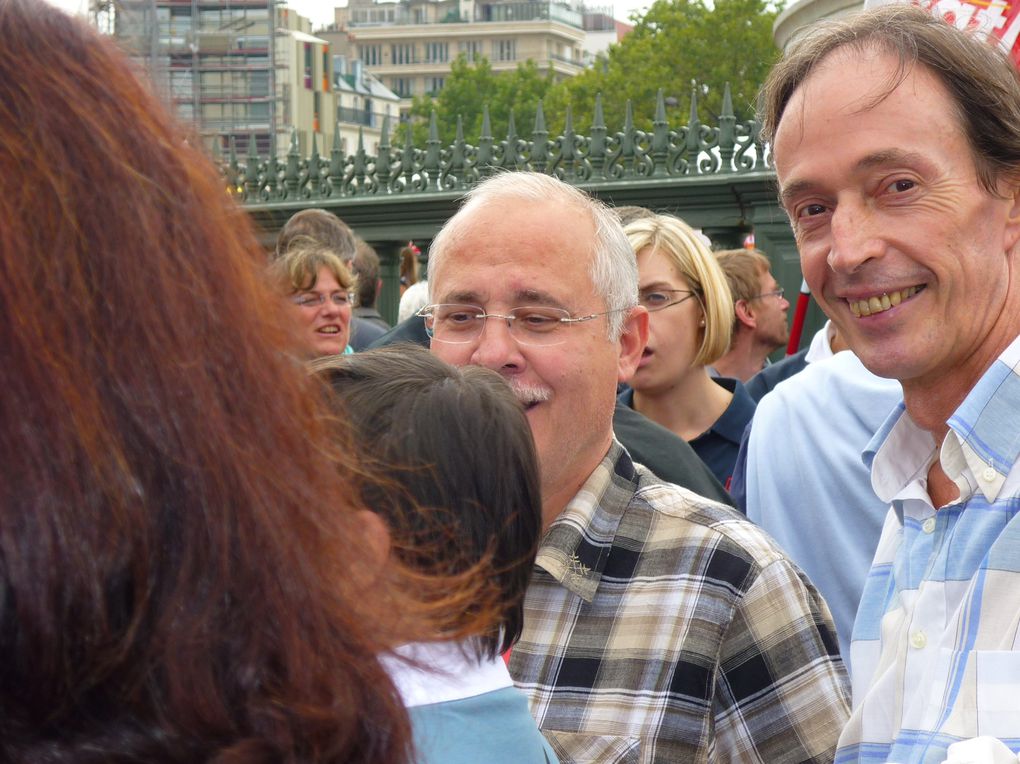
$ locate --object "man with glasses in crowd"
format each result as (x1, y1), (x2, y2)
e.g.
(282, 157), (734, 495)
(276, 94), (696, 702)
(712, 248), (791, 383)
(420, 171), (849, 762)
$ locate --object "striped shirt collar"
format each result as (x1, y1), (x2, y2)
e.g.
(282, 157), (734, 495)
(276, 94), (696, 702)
(867, 333), (1020, 507)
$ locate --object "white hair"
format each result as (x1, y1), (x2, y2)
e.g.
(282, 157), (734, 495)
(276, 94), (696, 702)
(427, 172), (638, 340)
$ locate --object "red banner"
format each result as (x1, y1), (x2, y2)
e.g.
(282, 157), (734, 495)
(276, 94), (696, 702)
(868, 0), (1020, 67)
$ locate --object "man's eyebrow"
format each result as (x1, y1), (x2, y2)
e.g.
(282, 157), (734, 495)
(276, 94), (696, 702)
(439, 289), (482, 304)
(516, 288), (567, 308)
(779, 149), (930, 209)
(778, 178), (818, 210)
(855, 149), (927, 171)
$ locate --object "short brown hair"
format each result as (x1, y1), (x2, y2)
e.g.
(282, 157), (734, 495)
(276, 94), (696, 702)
(715, 248), (772, 331)
(276, 208), (357, 262)
(270, 236), (354, 295)
(759, 4), (1020, 192)
(351, 239), (381, 308)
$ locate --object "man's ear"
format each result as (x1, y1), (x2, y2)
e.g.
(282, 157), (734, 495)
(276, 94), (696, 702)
(618, 306), (649, 383)
(1003, 181), (1020, 255)
(734, 299), (757, 330)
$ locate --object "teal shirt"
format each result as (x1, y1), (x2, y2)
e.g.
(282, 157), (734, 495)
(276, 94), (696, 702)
(409, 686), (558, 764)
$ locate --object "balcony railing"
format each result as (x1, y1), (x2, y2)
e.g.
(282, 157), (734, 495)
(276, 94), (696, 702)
(338, 107), (394, 128)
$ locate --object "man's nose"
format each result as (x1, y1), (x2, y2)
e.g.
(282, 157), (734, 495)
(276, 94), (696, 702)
(470, 315), (525, 371)
(828, 200), (885, 274)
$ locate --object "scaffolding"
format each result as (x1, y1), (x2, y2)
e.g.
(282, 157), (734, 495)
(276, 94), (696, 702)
(108, 0), (287, 156)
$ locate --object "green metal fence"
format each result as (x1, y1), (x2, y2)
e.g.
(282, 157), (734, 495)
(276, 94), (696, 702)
(226, 85), (824, 343)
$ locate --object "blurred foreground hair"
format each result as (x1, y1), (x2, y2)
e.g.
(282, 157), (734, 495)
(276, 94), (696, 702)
(0, 1), (413, 761)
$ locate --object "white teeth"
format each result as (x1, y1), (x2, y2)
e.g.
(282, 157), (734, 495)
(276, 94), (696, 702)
(848, 286), (919, 318)
(318, 326), (339, 333)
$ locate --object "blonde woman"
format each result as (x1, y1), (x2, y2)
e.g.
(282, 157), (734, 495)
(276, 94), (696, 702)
(621, 214), (756, 489)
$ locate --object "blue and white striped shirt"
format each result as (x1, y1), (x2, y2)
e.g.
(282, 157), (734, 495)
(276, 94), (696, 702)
(837, 334), (1020, 764)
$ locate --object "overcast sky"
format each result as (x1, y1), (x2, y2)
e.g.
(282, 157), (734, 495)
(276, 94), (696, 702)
(44, 0), (648, 28)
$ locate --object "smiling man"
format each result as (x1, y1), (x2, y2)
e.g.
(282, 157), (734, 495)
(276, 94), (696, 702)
(762, 6), (1020, 761)
(423, 171), (849, 762)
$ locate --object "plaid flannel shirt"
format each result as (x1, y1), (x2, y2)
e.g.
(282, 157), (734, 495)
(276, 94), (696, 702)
(509, 440), (850, 764)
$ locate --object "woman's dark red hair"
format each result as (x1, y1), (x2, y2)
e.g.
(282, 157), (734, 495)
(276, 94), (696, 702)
(0, 1), (412, 760)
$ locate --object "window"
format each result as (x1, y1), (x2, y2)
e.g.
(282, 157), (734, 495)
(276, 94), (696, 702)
(322, 45), (331, 91)
(425, 41), (448, 63)
(360, 44), (382, 66)
(427, 76), (444, 95)
(391, 77), (412, 97)
(249, 69), (269, 97)
(494, 39), (516, 62)
(391, 43), (415, 65)
(458, 40), (482, 61)
(303, 42), (313, 89)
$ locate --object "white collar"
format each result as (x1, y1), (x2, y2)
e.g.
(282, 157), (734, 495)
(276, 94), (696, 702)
(380, 640), (513, 708)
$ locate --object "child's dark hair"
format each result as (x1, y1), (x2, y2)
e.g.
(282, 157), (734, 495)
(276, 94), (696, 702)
(311, 345), (542, 657)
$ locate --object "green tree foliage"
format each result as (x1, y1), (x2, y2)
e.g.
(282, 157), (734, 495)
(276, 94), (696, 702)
(394, 0), (779, 146)
(399, 55), (557, 145)
(547, 0), (779, 134)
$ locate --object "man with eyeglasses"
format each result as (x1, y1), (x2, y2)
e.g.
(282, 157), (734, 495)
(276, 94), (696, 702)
(713, 248), (791, 382)
(422, 171), (849, 762)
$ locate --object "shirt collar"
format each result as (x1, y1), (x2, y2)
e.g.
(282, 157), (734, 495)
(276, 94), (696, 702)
(380, 640), (513, 708)
(943, 333), (1020, 502)
(867, 333), (1020, 506)
(535, 440), (636, 603)
(709, 376), (757, 444)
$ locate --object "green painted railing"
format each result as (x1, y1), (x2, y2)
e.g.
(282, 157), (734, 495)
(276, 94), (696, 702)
(221, 86), (827, 342)
(224, 85), (771, 204)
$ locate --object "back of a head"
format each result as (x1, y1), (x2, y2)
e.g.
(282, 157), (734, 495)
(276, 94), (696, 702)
(276, 208), (358, 263)
(352, 239), (381, 307)
(399, 244), (419, 287)
(614, 204), (656, 227)
(0, 3), (409, 761)
(312, 345), (542, 658)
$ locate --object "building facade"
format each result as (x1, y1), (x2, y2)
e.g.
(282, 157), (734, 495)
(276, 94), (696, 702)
(320, 0), (594, 114)
(114, 0), (400, 157)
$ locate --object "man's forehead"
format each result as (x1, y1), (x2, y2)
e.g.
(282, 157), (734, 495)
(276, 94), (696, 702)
(773, 48), (963, 186)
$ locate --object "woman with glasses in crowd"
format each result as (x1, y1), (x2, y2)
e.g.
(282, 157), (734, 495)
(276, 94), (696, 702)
(620, 214), (757, 489)
(312, 345), (557, 764)
(272, 237), (356, 357)
(0, 1), (420, 760)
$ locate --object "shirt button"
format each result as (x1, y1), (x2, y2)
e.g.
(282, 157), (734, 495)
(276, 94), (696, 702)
(922, 517), (936, 534)
(982, 466), (997, 482)
(910, 631), (927, 649)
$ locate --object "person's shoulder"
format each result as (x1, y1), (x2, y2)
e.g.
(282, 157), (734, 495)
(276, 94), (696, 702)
(367, 315), (430, 350)
(628, 466), (788, 572)
(745, 349), (809, 402)
(612, 403), (733, 506)
(348, 317), (388, 351)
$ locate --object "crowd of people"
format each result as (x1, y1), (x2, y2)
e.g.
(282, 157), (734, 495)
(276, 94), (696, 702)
(6, 0), (1020, 761)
